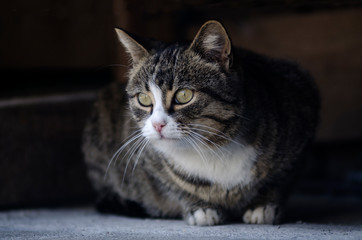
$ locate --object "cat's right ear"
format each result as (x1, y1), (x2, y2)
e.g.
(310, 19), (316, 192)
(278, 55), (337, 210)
(189, 20), (232, 70)
(114, 28), (149, 65)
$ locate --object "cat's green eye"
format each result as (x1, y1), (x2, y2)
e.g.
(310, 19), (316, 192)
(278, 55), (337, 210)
(137, 93), (152, 107)
(175, 89), (193, 104)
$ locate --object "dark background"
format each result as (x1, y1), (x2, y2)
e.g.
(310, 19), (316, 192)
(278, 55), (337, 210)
(1, 0), (362, 223)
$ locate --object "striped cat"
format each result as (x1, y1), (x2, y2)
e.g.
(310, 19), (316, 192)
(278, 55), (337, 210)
(83, 20), (319, 226)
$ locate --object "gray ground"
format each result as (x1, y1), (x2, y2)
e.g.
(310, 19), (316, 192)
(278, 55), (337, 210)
(0, 204), (361, 240)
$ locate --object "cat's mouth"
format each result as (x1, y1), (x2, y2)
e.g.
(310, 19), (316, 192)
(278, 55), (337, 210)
(160, 134), (168, 139)
(157, 134), (178, 141)
(147, 132), (176, 141)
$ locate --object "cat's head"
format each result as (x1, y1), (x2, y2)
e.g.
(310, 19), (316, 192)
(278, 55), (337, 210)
(115, 20), (242, 150)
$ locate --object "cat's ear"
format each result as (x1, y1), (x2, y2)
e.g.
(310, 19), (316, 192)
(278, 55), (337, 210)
(114, 28), (149, 65)
(189, 20), (232, 70)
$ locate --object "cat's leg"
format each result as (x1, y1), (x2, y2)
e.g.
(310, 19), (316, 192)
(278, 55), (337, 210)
(242, 185), (284, 225)
(184, 207), (224, 226)
(242, 204), (281, 224)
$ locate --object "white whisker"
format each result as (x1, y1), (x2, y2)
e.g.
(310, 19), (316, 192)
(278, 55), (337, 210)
(121, 137), (146, 187)
(187, 130), (227, 163)
(187, 129), (230, 155)
(186, 136), (208, 165)
(104, 130), (143, 179)
(233, 112), (250, 121)
(113, 132), (143, 166)
(132, 139), (150, 176)
(187, 124), (243, 146)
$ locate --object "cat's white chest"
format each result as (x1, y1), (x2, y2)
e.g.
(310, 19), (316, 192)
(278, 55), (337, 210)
(159, 141), (258, 189)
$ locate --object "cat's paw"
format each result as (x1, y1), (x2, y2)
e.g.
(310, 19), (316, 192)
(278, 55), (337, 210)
(185, 208), (221, 226)
(243, 204), (279, 224)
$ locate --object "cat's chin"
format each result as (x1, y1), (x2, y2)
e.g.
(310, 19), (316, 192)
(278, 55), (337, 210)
(150, 137), (179, 144)
(150, 137), (189, 150)
(146, 132), (182, 142)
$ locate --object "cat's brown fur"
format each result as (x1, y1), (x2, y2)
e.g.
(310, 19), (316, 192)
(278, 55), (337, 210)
(83, 20), (319, 225)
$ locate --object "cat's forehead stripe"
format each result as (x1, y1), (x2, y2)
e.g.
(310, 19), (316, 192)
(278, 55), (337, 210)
(170, 48), (180, 90)
(147, 46), (182, 92)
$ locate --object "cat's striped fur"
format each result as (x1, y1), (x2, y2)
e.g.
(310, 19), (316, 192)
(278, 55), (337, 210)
(83, 21), (319, 225)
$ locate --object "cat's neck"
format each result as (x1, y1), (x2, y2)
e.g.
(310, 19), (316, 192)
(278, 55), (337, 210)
(153, 138), (258, 189)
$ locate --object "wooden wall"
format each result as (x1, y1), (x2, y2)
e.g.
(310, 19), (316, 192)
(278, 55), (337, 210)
(0, 0), (115, 68)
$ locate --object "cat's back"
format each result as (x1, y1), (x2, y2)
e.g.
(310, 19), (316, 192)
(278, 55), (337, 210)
(236, 48), (318, 101)
(230, 48), (319, 165)
(235, 48), (319, 128)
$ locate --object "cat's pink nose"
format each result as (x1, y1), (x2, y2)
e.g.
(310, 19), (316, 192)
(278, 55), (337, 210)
(152, 122), (166, 133)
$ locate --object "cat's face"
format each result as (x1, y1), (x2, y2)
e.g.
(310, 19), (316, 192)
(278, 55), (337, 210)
(116, 21), (241, 150)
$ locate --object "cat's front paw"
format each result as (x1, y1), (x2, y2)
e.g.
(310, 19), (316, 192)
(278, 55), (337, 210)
(185, 208), (221, 226)
(243, 204), (280, 224)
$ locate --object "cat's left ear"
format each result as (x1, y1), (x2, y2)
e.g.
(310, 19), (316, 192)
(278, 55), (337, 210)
(189, 20), (232, 70)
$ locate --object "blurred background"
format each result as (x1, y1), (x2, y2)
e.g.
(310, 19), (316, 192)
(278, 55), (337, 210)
(1, 0), (361, 223)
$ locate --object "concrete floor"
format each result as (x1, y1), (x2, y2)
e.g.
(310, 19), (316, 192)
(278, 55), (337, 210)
(1, 199), (362, 240)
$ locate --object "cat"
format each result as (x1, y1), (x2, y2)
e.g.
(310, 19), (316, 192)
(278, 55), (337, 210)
(82, 20), (319, 226)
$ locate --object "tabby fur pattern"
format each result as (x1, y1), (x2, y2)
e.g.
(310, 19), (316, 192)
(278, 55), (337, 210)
(83, 20), (319, 226)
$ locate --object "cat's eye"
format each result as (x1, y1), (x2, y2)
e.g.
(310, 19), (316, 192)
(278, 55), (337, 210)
(175, 89), (194, 104)
(137, 93), (152, 107)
